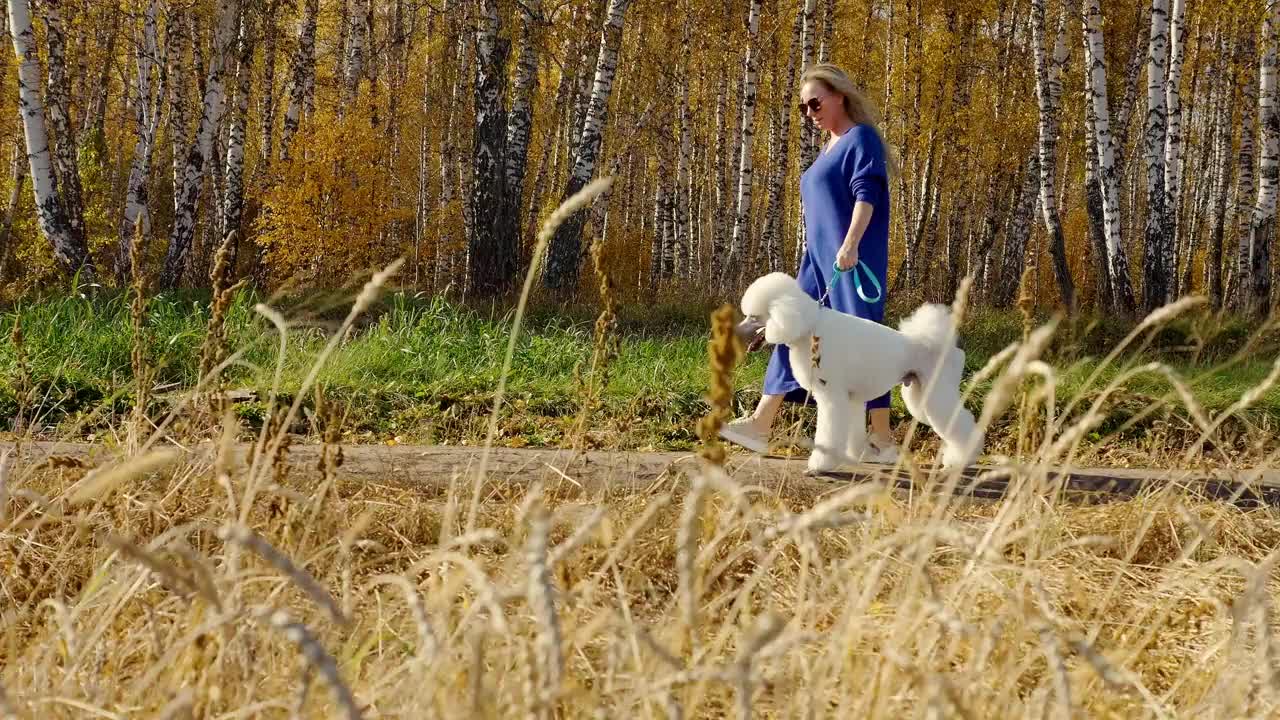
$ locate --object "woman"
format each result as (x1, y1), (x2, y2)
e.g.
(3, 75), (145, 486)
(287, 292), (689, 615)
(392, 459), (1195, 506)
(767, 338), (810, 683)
(720, 63), (900, 462)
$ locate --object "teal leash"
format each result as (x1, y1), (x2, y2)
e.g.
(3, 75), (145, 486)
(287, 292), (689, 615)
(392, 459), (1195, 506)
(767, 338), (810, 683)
(817, 260), (882, 308)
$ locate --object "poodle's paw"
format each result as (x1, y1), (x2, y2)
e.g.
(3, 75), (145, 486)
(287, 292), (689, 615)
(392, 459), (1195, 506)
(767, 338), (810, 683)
(806, 448), (845, 474)
(940, 440), (980, 469)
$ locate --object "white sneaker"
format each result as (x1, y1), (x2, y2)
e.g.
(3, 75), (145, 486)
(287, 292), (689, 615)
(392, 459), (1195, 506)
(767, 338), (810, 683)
(718, 418), (771, 454)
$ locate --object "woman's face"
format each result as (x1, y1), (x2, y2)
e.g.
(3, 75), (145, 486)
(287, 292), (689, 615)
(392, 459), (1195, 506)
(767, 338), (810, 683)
(798, 80), (846, 133)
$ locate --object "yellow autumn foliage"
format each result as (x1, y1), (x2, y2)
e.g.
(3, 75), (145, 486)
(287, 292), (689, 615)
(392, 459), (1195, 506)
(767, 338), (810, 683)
(254, 105), (413, 288)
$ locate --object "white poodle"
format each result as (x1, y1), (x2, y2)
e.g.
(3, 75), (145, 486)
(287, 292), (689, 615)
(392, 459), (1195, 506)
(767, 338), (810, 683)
(738, 272), (983, 474)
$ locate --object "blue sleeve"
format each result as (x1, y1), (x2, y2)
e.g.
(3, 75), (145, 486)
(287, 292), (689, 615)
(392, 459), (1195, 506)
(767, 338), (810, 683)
(841, 126), (888, 207)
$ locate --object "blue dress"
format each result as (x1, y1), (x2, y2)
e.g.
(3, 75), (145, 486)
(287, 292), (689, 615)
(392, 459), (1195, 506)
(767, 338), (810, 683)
(764, 123), (891, 410)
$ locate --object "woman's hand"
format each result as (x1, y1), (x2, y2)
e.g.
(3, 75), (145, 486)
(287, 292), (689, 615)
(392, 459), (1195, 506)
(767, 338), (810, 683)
(836, 243), (859, 272)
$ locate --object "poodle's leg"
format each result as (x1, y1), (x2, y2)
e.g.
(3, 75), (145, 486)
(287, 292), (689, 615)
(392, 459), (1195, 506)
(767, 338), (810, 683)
(919, 380), (982, 469)
(808, 389), (853, 473)
(845, 393), (870, 462)
(902, 376), (927, 427)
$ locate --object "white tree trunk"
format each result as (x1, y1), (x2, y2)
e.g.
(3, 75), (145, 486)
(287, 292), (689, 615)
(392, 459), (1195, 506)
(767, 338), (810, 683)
(723, 0), (761, 290)
(117, 0), (164, 281)
(467, 0), (512, 296)
(160, 0), (242, 289)
(763, 10), (803, 276)
(257, 0), (281, 172)
(7, 0), (94, 279)
(1164, 0), (1186, 294)
(1208, 36), (1235, 308)
(1141, 0), (1172, 310)
(1081, 0), (1137, 313)
(279, 0), (318, 161)
(167, 7), (191, 221)
(1031, 0), (1077, 310)
(1249, 1), (1280, 313)
(340, 0), (369, 113)
(998, 151), (1040, 307)
(1231, 31), (1258, 309)
(710, 78), (728, 280)
(542, 0), (635, 290)
(793, 0), (818, 269)
(220, 10), (255, 285)
(674, 32), (692, 280)
(501, 3), (538, 253)
(39, 0), (87, 256)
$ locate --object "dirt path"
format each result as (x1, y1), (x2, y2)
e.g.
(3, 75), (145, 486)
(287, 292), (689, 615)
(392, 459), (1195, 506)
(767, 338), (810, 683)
(6, 440), (1280, 508)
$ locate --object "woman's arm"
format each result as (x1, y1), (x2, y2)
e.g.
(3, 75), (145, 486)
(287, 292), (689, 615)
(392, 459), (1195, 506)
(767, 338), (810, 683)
(836, 200), (875, 271)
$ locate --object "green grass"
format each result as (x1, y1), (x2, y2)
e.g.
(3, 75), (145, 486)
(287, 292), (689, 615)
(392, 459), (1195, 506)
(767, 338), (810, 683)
(1, 288), (1277, 455)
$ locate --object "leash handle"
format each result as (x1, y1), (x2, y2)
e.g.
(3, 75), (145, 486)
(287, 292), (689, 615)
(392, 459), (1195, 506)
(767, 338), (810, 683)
(827, 260), (883, 304)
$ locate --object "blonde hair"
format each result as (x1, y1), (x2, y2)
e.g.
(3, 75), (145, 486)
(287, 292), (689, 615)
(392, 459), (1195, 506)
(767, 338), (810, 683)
(800, 63), (901, 181)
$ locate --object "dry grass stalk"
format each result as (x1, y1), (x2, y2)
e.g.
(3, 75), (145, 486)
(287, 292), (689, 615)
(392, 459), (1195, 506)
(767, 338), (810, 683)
(676, 476), (706, 643)
(696, 304), (742, 466)
(155, 689), (195, 720)
(548, 505), (606, 567)
(570, 231), (622, 451)
(0, 678), (17, 720)
(217, 523), (349, 627)
(10, 316), (29, 437)
(365, 574), (439, 663)
(245, 258), (401, 514)
(198, 230), (249, 384)
(732, 612), (785, 720)
(0, 450), (10, 525)
(526, 499), (563, 713)
(128, 220), (155, 452)
(468, 176), (614, 533)
(102, 532), (221, 610)
(256, 607), (362, 720)
(66, 448), (181, 505)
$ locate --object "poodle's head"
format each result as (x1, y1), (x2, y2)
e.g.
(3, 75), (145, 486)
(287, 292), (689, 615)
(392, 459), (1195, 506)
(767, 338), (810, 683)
(740, 272), (820, 347)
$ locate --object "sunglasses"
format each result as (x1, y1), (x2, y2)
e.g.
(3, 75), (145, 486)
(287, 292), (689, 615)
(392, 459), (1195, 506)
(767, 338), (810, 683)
(797, 97), (824, 115)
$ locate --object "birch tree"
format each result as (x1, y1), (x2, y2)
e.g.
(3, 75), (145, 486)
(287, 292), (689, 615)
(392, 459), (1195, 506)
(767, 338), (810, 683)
(39, 0), (88, 258)
(1141, 0), (1172, 310)
(467, 0), (512, 296)
(542, 0), (635, 291)
(116, 0), (165, 281)
(997, 152), (1039, 307)
(1248, 0), (1280, 314)
(1030, 0), (1076, 310)
(257, 0), (281, 172)
(1230, 30), (1258, 308)
(341, 0), (370, 113)
(1081, 0), (1137, 313)
(794, 0), (818, 268)
(279, 0), (318, 161)
(673, 22), (693, 280)
(220, 8), (257, 284)
(7, 0), (95, 280)
(160, 0), (243, 289)
(762, 10), (803, 275)
(1164, 0), (1186, 284)
(500, 2), (538, 267)
(1208, 37), (1236, 309)
(722, 0), (762, 290)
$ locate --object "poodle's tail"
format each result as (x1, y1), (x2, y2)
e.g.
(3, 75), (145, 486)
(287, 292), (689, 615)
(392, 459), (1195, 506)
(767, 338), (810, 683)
(898, 303), (983, 468)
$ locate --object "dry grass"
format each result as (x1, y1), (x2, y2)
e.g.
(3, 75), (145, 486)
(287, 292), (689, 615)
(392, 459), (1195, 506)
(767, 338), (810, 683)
(4, 428), (1280, 718)
(4, 198), (1280, 718)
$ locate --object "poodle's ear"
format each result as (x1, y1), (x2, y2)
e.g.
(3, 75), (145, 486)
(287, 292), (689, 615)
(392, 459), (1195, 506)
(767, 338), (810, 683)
(764, 293), (815, 345)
